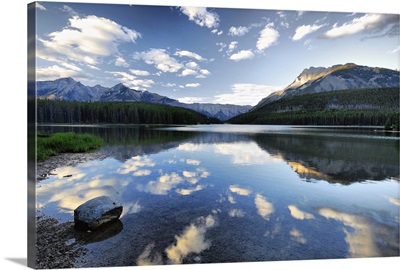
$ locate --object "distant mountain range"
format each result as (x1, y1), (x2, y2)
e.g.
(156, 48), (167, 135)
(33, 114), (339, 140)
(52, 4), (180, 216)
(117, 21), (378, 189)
(253, 63), (399, 110)
(37, 78), (251, 121)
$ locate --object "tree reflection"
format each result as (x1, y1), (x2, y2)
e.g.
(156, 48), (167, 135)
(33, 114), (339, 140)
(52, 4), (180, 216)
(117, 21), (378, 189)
(253, 134), (399, 184)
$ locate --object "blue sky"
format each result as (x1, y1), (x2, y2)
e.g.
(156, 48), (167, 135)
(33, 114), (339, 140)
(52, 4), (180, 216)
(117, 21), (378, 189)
(34, 2), (399, 105)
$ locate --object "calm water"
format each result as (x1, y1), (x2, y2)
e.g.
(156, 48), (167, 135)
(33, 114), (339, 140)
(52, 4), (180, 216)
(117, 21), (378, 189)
(36, 124), (400, 266)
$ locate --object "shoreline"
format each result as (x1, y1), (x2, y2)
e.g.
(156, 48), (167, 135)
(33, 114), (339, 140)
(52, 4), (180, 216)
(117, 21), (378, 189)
(35, 151), (109, 268)
(36, 151), (109, 181)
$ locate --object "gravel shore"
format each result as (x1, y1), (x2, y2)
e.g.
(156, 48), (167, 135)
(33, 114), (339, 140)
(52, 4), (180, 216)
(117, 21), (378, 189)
(36, 152), (109, 181)
(35, 152), (108, 268)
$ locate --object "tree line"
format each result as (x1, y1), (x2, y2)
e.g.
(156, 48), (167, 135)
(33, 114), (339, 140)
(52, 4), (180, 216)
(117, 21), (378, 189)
(37, 99), (220, 125)
(229, 87), (399, 129)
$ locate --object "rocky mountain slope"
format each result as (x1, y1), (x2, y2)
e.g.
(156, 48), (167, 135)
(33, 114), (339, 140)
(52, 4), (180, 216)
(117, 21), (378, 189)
(253, 63), (399, 110)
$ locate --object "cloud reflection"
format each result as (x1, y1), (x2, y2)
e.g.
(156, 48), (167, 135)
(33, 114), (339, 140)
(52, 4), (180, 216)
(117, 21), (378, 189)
(214, 142), (283, 165)
(254, 194), (274, 220)
(133, 170), (152, 176)
(229, 209), (245, 218)
(176, 185), (205, 195)
(117, 155), (155, 175)
(136, 243), (163, 266)
(229, 185), (252, 196)
(138, 173), (183, 195)
(121, 200), (141, 217)
(290, 229), (307, 244)
(37, 164), (128, 214)
(177, 143), (204, 152)
(186, 159), (201, 165)
(387, 197), (400, 206)
(317, 208), (380, 257)
(288, 205), (314, 220)
(165, 215), (216, 264)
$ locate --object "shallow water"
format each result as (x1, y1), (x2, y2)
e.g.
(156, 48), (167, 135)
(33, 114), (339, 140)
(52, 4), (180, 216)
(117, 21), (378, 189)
(36, 125), (400, 266)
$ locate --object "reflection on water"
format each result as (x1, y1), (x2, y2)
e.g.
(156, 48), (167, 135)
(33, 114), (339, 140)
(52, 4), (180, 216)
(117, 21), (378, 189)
(165, 215), (217, 264)
(317, 208), (380, 258)
(36, 125), (399, 266)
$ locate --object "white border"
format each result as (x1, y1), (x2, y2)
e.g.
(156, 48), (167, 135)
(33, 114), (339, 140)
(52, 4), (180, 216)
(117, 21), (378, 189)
(0, 1), (398, 270)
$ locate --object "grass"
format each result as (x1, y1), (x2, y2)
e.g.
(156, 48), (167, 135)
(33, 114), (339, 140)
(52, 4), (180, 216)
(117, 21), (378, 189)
(37, 132), (103, 162)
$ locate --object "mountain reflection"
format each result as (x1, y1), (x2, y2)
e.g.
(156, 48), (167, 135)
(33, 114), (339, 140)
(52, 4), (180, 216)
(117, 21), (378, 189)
(253, 134), (399, 184)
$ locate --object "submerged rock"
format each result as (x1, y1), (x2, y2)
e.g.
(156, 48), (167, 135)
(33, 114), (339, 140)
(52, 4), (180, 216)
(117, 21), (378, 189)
(74, 196), (123, 230)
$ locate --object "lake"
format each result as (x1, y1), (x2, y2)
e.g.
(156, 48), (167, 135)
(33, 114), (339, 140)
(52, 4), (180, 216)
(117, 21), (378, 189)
(36, 124), (399, 266)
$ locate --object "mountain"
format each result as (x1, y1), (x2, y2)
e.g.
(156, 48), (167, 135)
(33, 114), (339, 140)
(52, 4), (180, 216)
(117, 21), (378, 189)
(37, 78), (251, 121)
(229, 63), (399, 126)
(253, 63), (400, 110)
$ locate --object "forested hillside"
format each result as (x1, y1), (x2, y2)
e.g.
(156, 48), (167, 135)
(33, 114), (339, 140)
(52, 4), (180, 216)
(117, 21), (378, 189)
(37, 100), (220, 125)
(228, 87), (399, 128)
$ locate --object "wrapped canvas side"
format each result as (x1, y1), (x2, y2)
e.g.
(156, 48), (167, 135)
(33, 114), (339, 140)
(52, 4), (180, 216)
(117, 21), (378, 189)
(27, 2), (37, 269)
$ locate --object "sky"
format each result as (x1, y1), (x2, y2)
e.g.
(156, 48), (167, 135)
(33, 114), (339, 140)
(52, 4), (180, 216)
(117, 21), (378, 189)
(33, 1), (399, 106)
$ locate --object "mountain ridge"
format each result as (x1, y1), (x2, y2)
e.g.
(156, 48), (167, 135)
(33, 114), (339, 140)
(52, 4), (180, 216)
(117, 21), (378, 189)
(253, 63), (399, 110)
(37, 78), (251, 121)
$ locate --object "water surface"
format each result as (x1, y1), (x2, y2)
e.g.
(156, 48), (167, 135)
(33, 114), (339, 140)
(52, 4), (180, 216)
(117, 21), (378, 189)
(37, 125), (400, 266)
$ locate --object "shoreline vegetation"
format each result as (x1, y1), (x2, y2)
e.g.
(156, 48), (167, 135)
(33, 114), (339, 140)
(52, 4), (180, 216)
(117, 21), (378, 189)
(37, 132), (104, 162)
(228, 87), (399, 129)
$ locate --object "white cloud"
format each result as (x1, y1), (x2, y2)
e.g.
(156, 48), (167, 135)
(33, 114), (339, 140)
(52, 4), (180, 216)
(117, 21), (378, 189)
(229, 50), (255, 61)
(179, 6), (219, 29)
(322, 14), (399, 39)
(196, 69), (211, 78)
(216, 42), (226, 52)
(177, 97), (205, 103)
(115, 56), (129, 67)
(174, 50), (206, 61)
(185, 83), (200, 88)
(180, 69), (197, 77)
(214, 83), (282, 106)
(109, 71), (154, 89)
(36, 3), (47, 10)
(292, 24), (324, 41)
(38, 15), (140, 69)
(257, 23), (279, 51)
(61, 62), (82, 72)
(389, 45), (400, 54)
(36, 65), (81, 80)
(277, 11), (286, 19)
(229, 26), (249, 36)
(129, 69), (150, 76)
(61, 5), (78, 16)
(212, 29), (224, 35)
(134, 49), (183, 73)
(227, 41), (238, 54)
(186, 61), (199, 69)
